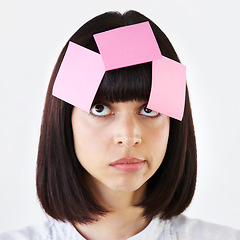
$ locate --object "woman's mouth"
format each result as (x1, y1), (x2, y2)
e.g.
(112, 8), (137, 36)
(110, 158), (146, 173)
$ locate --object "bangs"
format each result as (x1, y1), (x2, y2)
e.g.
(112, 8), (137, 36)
(92, 62), (152, 105)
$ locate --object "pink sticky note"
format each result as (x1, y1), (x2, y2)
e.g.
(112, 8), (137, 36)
(52, 42), (105, 112)
(94, 22), (162, 70)
(147, 57), (186, 120)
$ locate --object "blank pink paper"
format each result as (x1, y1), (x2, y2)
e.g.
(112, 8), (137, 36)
(94, 22), (162, 70)
(52, 42), (105, 112)
(147, 57), (186, 121)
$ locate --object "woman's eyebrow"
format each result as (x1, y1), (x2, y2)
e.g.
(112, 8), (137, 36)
(91, 100), (111, 107)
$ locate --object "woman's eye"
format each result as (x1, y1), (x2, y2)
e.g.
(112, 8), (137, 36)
(140, 107), (160, 118)
(90, 104), (112, 117)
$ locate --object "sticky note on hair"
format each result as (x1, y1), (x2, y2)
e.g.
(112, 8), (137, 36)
(52, 42), (105, 112)
(94, 22), (162, 70)
(147, 57), (186, 121)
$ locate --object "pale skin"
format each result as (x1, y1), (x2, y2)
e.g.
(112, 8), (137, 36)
(71, 101), (170, 240)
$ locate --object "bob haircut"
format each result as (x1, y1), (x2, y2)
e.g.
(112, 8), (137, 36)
(37, 10), (197, 224)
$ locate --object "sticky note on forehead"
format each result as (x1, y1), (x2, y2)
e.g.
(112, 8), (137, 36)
(94, 22), (162, 70)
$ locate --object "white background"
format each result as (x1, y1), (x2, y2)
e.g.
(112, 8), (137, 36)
(0, 0), (239, 232)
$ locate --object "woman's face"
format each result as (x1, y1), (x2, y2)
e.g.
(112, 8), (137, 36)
(72, 101), (170, 193)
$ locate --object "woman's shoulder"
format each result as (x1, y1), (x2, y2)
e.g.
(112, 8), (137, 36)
(171, 214), (240, 240)
(0, 221), (51, 240)
(128, 215), (239, 240)
(0, 218), (84, 240)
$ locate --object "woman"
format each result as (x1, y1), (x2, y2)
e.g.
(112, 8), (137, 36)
(0, 10), (239, 240)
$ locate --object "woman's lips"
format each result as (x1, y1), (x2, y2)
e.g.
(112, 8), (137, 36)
(110, 158), (146, 173)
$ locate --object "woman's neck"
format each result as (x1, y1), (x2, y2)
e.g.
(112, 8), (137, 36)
(75, 179), (150, 240)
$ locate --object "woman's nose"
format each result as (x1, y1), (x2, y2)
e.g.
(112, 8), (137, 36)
(113, 114), (142, 147)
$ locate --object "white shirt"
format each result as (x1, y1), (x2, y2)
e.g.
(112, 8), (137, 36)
(0, 215), (239, 240)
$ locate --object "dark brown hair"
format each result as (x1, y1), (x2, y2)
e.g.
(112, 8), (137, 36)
(36, 10), (197, 224)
